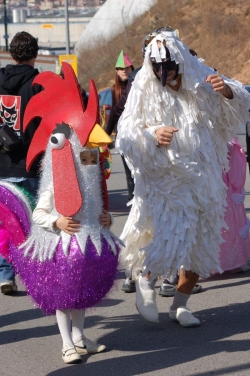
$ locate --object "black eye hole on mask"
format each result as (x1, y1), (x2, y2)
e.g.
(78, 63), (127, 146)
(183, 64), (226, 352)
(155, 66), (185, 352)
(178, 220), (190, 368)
(152, 60), (177, 73)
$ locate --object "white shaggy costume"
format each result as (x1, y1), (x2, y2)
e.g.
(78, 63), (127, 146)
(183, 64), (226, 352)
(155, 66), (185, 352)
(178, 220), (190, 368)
(116, 30), (250, 279)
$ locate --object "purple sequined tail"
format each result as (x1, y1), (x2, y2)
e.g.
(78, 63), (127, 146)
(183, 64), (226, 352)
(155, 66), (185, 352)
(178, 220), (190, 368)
(11, 236), (119, 315)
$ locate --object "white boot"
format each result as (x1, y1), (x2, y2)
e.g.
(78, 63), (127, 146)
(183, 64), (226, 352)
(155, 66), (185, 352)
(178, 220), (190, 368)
(169, 306), (201, 327)
(135, 275), (158, 322)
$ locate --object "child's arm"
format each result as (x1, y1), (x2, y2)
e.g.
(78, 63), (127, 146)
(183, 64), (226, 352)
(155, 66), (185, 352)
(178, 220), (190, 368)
(55, 217), (80, 235)
(99, 209), (113, 228)
(33, 190), (60, 232)
(33, 190), (80, 234)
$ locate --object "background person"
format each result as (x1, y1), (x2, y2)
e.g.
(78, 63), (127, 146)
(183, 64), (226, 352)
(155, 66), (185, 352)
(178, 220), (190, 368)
(0, 31), (42, 294)
(105, 50), (135, 203)
(217, 138), (250, 272)
(108, 35), (157, 294)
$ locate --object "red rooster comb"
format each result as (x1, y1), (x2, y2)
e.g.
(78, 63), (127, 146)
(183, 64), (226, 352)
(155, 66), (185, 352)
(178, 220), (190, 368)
(24, 62), (99, 171)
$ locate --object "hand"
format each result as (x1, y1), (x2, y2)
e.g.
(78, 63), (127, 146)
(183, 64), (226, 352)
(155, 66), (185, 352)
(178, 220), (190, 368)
(55, 216), (80, 235)
(206, 74), (233, 99)
(155, 126), (179, 146)
(99, 209), (111, 228)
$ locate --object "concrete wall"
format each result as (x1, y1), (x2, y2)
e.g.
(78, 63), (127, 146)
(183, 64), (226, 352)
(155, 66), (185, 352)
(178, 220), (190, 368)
(0, 22), (88, 47)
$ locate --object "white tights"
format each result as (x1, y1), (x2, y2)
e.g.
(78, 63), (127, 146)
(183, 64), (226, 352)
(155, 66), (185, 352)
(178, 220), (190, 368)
(56, 309), (85, 347)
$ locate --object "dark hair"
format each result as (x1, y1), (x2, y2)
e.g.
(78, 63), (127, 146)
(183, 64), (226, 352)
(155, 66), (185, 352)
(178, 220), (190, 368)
(9, 31), (39, 63)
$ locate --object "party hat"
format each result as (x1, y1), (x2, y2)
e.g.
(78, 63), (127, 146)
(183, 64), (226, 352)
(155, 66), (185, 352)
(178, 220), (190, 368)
(115, 50), (133, 68)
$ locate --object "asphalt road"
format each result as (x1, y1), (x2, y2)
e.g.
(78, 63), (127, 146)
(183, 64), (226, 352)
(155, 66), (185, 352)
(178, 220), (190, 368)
(1, 152), (250, 376)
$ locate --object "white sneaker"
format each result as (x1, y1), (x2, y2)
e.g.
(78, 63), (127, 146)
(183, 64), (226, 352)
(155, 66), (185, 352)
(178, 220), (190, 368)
(169, 306), (201, 327)
(62, 343), (81, 364)
(74, 335), (106, 354)
(121, 277), (136, 293)
(135, 275), (158, 322)
(0, 280), (18, 294)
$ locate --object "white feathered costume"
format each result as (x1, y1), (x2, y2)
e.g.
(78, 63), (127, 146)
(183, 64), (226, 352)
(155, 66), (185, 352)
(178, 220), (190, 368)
(116, 29), (250, 279)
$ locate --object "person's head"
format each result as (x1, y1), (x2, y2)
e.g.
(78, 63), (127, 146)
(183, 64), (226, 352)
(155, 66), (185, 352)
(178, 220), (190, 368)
(149, 28), (179, 86)
(115, 50), (134, 81)
(114, 50), (134, 102)
(9, 31), (39, 64)
(116, 66), (133, 81)
(151, 42), (179, 86)
(142, 26), (177, 57)
(80, 150), (98, 166)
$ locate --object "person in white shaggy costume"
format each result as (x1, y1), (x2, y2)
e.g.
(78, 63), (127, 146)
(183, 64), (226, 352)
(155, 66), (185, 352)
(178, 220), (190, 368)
(116, 27), (250, 326)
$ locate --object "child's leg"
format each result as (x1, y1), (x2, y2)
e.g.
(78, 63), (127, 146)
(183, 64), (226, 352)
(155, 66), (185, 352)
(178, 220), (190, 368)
(71, 309), (85, 344)
(56, 309), (74, 347)
(56, 309), (81, 364)
(71, 309), (106, 354)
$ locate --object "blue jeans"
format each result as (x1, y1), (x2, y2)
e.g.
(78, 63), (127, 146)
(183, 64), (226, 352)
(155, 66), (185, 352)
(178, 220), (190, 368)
(15, 177), (39, 202)
(0, 254), (15, 282)
(0, 177), (39, 282)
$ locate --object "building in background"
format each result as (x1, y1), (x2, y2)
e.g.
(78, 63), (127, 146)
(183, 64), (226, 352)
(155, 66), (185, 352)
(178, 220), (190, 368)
(0, 49), (59, 73)
(0, 0), (106, 51)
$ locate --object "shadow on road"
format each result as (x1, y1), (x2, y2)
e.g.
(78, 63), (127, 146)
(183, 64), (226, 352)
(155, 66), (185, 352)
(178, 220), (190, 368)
(0, 320), (58, 346)
(0, 308), (44, 329)
(108, 188), (130, 214)
(45, 300), (250, 376)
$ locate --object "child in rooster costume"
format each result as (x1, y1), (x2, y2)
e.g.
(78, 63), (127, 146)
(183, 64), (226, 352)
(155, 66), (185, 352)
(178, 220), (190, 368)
(9, 62), (121, 364)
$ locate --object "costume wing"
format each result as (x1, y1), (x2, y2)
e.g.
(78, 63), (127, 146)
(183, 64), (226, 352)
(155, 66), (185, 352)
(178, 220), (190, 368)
(0, 181), (32, 262)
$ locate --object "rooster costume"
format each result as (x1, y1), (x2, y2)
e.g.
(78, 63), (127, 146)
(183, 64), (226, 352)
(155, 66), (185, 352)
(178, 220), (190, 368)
(10, 62), (121, 315)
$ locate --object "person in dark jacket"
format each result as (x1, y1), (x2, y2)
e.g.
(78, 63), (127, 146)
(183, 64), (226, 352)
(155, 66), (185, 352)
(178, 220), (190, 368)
(0, 31), (42, 294)
(105, 67), (141, 137)
(105, 30), (161, 135)
(106, 34), (156, 294)
(105, 50), (134, 202)
(111, 50), (134, 109)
